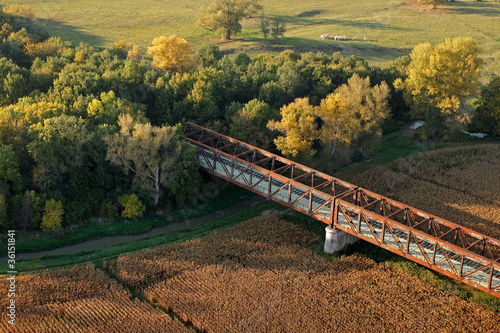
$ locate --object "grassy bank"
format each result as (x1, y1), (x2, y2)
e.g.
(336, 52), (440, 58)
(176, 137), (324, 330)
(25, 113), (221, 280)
(0, 184), (253, 256)
(9, 200), (281, 273)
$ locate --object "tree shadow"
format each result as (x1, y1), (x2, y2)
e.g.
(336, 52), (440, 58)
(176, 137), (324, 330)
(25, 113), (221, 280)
(237, 36), (410, 62)
(297, 10), (325, 18)
(36, 18), (108, 46)
(273, 15), (420, 32)
(446, 1), (500, 17)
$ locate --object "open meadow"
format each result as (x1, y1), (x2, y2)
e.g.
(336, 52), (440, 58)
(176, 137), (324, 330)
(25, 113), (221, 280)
(1, 0), (499, 73)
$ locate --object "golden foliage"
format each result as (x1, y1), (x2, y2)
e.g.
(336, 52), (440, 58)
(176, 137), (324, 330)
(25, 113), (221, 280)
(0, 264), (190, 332)
(2, 4), (35, 21)
(147, 35), (196, 73)
(267, 97), (320, 158)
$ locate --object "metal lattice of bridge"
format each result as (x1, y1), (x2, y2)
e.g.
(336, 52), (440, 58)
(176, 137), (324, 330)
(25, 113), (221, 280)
(184, 122), (500, 298)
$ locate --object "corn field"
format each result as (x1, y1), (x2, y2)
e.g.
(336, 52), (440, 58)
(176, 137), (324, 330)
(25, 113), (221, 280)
(0, 264), (190, 333)
(3, 144), (500, 332)
(352, 144), (500, 240)
(115, 215), (500, 332)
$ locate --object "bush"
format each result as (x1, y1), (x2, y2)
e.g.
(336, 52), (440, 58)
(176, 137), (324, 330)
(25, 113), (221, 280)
(118, 194), (145, 219)
(40, 199), (64, 231)
(100, 201), (119, 219)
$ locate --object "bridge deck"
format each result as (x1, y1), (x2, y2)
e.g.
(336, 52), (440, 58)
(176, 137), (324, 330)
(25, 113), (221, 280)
(184, 122), (500, 298)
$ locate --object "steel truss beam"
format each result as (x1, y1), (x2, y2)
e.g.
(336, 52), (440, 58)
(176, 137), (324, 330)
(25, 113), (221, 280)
(184, 122), (500, 298)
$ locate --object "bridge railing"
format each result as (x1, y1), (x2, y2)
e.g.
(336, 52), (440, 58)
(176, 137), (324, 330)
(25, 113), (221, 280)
(184, 122), (500, 298)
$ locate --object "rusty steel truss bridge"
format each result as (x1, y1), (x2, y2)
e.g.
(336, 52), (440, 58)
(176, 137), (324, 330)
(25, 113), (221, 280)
(184, 122), (500, 298)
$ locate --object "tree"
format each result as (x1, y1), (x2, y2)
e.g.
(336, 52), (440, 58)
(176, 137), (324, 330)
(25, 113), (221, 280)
(147, 35), (196, 74)
(395, 37), (483, 124)
(118, 194), (145, 219)
(417, 0), (446, 9)
(2, 4), (36, 21)
(332, 74), (390, 150)
(40, 198), (64, 231)
(198, 0), (262, 40)
(105, 114), (198, 206)
(17, 191), (35, 231)
(28, 115), (90, 176)
(270, 17), (286, 40)
(267, 97), (319, 158)
(474, 76), (500, 136)
(259, 14), (270, 40)
(229, 99), (278, 149)
(0, 194), (9, 230)
(194, 43), (224, 68)
(317, 93), (359, 159)
(0, 144), (22, 194)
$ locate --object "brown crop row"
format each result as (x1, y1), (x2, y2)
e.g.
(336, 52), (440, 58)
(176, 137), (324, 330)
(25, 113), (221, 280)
(390, 143), (500, 204)
(0, 264), (190, 333)
(352, 144), (500, 240)
(116, 215), (500, 332)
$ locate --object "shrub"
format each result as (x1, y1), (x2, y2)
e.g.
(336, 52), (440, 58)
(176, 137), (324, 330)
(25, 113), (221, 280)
(118, 194), (146, 219)
(40, 199), (64, 231)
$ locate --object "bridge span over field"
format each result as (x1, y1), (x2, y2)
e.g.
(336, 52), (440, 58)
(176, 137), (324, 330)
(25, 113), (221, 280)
(184, 122), (500, 298)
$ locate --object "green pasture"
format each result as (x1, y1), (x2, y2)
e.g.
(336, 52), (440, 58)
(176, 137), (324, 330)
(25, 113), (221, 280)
(1, 0), (499, 73)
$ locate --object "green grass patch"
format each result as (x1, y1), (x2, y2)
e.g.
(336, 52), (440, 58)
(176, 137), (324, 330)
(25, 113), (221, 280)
(0, 184), (253, 256)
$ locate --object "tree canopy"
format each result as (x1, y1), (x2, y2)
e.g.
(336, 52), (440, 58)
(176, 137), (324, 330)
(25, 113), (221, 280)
(147, 35), (196, 74)
(198, 0), (262, 40)
(105, 114), (199, 206)
(267, 97), (319, 158)
(396, 37), (483, 124)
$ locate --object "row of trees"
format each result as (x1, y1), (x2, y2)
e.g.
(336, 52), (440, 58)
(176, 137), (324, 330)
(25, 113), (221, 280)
(0, 6), (498, 232)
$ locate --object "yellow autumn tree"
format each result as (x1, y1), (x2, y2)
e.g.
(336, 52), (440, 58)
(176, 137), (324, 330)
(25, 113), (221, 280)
(267, 97), (319, 158)
(395, 37), (483, 123)
(317, 75), (390, 158)
(147, 35), (196, 73)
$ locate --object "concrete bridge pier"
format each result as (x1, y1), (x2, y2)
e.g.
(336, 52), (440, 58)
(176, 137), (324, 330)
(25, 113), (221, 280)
(324, 226), (359, 253)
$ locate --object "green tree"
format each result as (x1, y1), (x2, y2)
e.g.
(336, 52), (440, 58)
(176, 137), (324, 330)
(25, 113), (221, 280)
(259, 14), (270, 40)
(270, 17), (286, 40)
(105, 114), (197, 206)
(0, 194), (9, 230)
(86, 90), (146, 125)
(147, 35), (196, 73)
(0, 144), (22, 194)
(17, 190), (36, 230)
(267, 97), (319, 158)
(198, 0), (262, 40)
(195, 43), (224, 68)
(395, 37), (483, 124)
(229, 99), (278, 149)
(118, 194), (145, 219)
(40, 198), (64, 231)
(28, 115), (90, 176)
(474, 76), (500, 136)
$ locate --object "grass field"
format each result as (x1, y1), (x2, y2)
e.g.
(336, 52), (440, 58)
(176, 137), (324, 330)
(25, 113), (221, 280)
(1, 0), (499, 74)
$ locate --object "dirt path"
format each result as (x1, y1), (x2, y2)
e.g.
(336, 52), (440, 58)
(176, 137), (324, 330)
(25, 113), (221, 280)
(3, 195), (264, 262)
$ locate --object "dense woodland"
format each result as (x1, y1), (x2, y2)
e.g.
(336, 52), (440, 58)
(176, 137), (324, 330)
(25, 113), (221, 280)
(0, 7), (498, 232)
